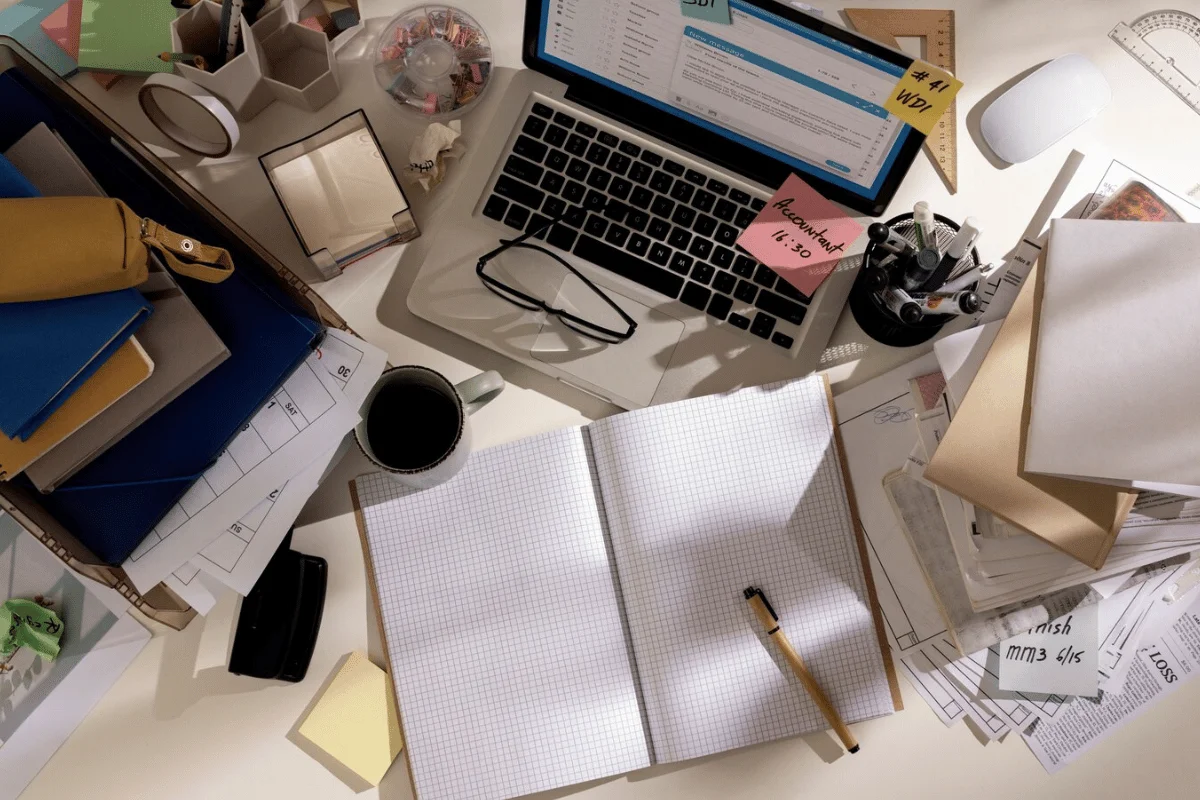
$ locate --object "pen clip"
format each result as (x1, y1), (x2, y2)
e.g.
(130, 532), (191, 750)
(746, 587), (778, 621)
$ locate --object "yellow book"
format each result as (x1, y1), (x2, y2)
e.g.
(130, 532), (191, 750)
(0, 339), (153, 480)
(296, 651), (403, 787)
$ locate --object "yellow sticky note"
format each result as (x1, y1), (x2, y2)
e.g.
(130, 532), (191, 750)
(297, 652), (404, 786)
(884, 60), (963, 135)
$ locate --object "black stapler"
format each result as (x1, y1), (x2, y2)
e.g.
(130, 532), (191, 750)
(228, 530), (326, 682)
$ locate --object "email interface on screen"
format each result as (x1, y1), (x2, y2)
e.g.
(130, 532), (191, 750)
(538, 0), (914, 198)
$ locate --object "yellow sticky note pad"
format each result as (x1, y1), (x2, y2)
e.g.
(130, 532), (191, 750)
(884, 60), (963, 135)
(297, 652), (404, 786)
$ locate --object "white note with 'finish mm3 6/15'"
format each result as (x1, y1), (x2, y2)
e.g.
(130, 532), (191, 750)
(998, 603), (1099, 698)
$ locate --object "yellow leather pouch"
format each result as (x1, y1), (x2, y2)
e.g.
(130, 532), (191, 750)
(0, 197), (234, 302)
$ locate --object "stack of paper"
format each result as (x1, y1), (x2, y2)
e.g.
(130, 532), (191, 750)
(143, 328), (387, 610)
(834, 154), (1200, 774)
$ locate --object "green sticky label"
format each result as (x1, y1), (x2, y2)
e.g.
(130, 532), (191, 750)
(680, 0), (731, 24)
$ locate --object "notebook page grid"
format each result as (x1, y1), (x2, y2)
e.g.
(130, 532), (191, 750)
(588, 377), (895, 763)
(356, 428), (650, 800)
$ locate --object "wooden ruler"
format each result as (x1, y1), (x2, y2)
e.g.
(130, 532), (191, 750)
(845, 8), (959, 193)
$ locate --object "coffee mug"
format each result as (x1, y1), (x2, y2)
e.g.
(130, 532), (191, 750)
(355, 365), (505, 489)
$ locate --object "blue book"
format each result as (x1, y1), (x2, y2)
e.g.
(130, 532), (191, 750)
(38, 269), (322, 565)
(0, 149), (150, 441)
(0, 291), (152, 442)
(0, 151), (37, 197)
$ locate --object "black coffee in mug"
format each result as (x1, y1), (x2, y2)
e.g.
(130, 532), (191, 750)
(365, 382), (460, 471)
(356, 365), (503, 489)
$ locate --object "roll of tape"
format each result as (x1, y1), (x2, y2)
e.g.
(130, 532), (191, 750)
(138, 73), (240, 158)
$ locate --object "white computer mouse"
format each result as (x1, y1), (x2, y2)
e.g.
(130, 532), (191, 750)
(981, 54), (1111, 164)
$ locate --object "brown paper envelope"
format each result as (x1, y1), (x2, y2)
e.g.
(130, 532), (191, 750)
(923, 263), (1135, 569)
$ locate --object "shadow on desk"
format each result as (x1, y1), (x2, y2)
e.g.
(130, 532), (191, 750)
(152, 592), (274, 720)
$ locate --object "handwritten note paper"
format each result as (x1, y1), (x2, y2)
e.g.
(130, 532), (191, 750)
(884, 60), (963, 135)
(998, 603), (1098, 697)
(735, 174), (864, 297)
(680, 0), (730, 24)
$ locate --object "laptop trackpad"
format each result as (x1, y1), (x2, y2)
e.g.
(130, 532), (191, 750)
(530, 288), (685, 408)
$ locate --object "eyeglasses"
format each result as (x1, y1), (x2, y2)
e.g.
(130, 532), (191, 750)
(476, 215), (638, 345)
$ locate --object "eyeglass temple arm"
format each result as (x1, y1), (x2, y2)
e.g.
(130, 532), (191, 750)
(477, 214), (563, 266)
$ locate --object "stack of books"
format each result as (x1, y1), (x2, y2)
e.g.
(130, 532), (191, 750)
(834, 154), (1200, 775)
(0, 109), (379, 606)
(0, 125), (228, 486)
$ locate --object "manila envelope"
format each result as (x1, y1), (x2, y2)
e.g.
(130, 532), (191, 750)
(923, 263), (1136, 569)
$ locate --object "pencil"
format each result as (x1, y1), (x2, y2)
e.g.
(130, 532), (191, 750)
(744, 586), (860, 753)
(159, 52), (208, 70)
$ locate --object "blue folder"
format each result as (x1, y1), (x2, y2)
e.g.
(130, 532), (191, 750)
(0, 289), (154, 441)
(0, 151), (37, 197)
(38, 273), (322, 564)
(0, 71), (324, 565)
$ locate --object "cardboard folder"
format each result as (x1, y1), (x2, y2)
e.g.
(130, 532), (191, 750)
(923, 265), (1136, 569)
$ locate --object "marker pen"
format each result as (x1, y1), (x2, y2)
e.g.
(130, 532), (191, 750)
(881, 286), (924, 325)
(913, 201), (935, 250)
(938, 266), (982, 295)
(917, 290), (981, 316)
(920, 217), (980, 292)
(900, 247), (941, 292)
(867, 222), (915, 258)
(861, 264), (891, 292)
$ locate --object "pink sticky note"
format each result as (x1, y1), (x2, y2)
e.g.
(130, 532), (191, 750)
(735, 174), (864, 298)
(39, 3), (71, 52)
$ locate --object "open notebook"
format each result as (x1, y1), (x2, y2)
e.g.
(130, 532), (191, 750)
(353, 375), (900, 800)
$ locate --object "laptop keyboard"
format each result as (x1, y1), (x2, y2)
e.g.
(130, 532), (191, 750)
(480, 101), (812, 351)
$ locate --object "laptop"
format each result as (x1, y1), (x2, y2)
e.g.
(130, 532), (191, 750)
(408, 0), (926, 409)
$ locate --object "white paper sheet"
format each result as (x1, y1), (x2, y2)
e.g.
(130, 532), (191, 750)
(1023, 590), (1200, 773)
(1026, 219), (1200, 489)
(1097, 558), (1200, 689)
(122, 348), (360, 592)
(355, 431), (651, 800)
(934, 322), (1000, 410)
(588, 376), (898, 764)
(998, 604), (1099, 697)
(164, 564), (226, 616)
(834, 353), (950, 656)
(0, 516), (151, 799)
(898, 654), (967, 727)
(194, 330), (387, 594)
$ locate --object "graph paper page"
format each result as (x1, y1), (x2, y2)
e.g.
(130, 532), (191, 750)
(355, 428), (650, 800)
(587, 376), (896, 763)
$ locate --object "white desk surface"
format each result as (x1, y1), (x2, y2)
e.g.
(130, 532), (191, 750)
(18, 0), (1200, 797)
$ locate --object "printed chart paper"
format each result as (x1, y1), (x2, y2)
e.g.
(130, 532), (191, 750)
(122, 349), (360, 592)
(193, 330), (387, 594)
(1023, 591), (1200, 773)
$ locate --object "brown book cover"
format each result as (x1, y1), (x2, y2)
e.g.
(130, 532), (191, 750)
(923, 265), (1136, 569)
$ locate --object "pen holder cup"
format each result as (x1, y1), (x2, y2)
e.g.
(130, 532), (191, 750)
(258, 22), (339, 112)
(849, 212), (981, 348)
(171, 2), (274, 122)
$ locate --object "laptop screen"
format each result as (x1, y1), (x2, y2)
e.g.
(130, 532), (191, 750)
(537, 0), (916, 200)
